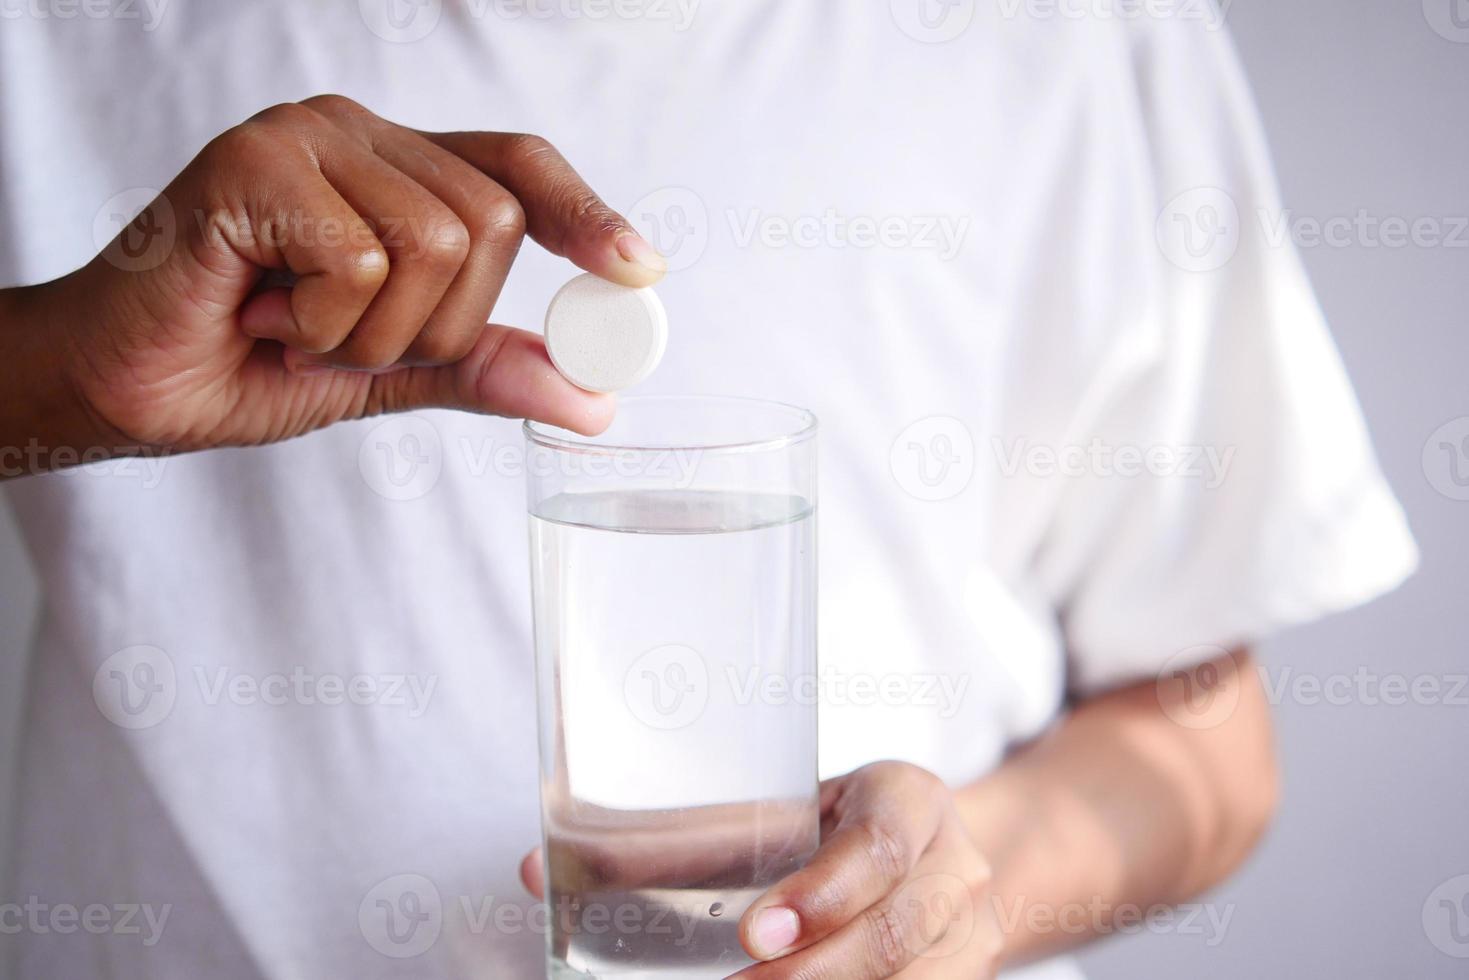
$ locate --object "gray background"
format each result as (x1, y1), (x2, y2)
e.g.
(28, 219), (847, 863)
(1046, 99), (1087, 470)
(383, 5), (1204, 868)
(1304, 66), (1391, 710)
(1, 1), (1465, 977)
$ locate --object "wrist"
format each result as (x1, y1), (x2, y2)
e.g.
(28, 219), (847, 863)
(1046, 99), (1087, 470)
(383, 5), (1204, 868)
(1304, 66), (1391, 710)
(955, 767), (1033, 964)
(0, 277), (131, 478)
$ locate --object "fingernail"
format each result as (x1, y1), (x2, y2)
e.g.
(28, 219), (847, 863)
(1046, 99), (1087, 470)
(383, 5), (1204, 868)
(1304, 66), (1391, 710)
(751, 906), (800, 959)
(616, 232), (668, 274)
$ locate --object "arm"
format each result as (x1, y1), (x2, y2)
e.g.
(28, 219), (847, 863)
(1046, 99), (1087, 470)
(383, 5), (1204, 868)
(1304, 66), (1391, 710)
(729, 647), (1277, 977)
(0, 283), (111, 478)
(958, 646), (1277, 965)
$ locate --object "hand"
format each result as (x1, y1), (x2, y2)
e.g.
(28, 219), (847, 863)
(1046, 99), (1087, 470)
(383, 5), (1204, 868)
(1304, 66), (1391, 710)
(15, 94), (665, 464)
(514, 762), (1001, 977)
(732, 762), (1003, 978)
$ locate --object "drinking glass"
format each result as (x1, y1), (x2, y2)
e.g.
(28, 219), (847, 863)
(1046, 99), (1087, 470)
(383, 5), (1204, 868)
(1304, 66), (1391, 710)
(525, 395), (819, 979)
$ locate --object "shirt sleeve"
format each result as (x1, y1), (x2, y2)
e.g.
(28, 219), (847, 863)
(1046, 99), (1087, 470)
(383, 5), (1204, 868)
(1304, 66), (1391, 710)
(1034, 18), (1418, 696)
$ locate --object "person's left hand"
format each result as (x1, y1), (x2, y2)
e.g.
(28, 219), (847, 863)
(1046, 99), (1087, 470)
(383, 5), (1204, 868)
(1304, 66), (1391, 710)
(731, 761), (1003, 978)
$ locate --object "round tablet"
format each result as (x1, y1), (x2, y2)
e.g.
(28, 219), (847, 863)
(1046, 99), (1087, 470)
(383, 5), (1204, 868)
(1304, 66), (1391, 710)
(543, 273), (668, 393)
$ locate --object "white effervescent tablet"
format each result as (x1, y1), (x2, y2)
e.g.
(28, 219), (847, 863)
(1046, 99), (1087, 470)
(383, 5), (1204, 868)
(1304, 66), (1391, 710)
(543, 273), (668, 393)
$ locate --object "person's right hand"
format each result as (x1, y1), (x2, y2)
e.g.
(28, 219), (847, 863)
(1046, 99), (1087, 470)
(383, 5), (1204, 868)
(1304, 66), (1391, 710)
(15, 94), (665, 464)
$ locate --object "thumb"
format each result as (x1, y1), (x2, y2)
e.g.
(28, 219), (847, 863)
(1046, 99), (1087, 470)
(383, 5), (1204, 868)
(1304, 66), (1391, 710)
(366, 324), (615, 436)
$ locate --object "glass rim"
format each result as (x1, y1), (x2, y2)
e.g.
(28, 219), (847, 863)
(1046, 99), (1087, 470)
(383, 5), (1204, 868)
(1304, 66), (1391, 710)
(523, 394), (818, 456)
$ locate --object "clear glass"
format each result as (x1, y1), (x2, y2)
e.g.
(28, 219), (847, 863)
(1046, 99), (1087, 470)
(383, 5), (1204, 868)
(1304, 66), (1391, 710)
(526, 396), (819, 979)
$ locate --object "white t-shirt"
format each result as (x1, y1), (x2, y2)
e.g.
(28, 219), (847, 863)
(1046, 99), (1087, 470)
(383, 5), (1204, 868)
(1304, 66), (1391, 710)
(0, 3), (1416, 978)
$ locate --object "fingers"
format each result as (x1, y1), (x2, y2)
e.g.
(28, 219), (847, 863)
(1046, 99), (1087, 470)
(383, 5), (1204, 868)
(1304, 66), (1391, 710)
(294, 134), (469, 372)
(365, 323), (615, 435)
(186, 100), (457, 371)
(423, 130), (665, 287)
(186, 111), (389, 354)
(301, 95), (527, 367)
(739, 763), (949, 961)
(263, 103), (664, 381)
(166, 97), (665, 435)
(732, 821), (998, 980)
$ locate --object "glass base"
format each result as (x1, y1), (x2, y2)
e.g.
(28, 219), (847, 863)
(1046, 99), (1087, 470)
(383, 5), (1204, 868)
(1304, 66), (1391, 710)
(549, 958), (737, 980)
